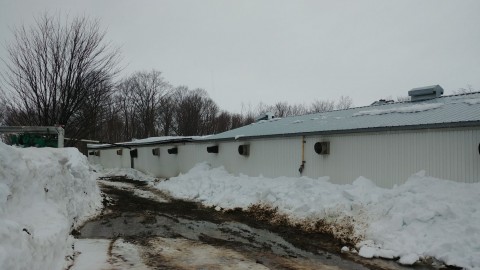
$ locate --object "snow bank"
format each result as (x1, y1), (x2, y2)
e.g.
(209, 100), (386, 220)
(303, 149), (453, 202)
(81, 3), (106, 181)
(155, 163), (480, 269)
(0, 142), (102, 270)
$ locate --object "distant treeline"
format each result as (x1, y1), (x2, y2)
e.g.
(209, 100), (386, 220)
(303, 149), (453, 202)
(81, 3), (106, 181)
(86, 70), (354, 142)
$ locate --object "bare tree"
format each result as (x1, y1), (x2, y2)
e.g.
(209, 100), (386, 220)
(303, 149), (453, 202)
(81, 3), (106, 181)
(254, 101), (309, 118)
(290, 103), (309, 116)
(158, 93), (176, 136)
(454, 85), (477, 94)
(172, 87), (219, 136)
(0, 89), (6, 125)
(1, 13), (120, 143)
(214, 111), (232, 133)
(232, 113), (254, 128)
(310, 99), (335, 113)
(200, 97), (219, 135)
(98, 101), (124, 143)
(115, 70), (171, 139)
(335, 95), (353, 110)
(272, 102), (291, 117)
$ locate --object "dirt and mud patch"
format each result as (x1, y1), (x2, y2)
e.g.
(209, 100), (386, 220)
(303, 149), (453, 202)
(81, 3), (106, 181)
(75, 176), (441, 270)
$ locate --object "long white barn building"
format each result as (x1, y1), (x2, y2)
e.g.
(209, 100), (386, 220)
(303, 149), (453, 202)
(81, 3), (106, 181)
(88, 86), (480, 188)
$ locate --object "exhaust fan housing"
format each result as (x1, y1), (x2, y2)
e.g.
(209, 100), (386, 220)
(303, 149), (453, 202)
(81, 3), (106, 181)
(238, 144), (249, 156)
(314, 142), (330, 155)
(207, 145), (219, 153)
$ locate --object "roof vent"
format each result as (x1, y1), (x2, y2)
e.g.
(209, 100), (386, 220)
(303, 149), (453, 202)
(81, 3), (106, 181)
(408, 85), (444, 102)
(371, 99), (394, 106)
(255, 112), (275, 122)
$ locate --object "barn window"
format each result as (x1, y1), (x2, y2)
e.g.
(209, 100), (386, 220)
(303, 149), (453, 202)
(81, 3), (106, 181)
(130, 149), (138, 158)
(152, 148), (160, 156)
(168, 147), (178, 154)
(116, 149), (123, 155)
(314, 142), (330, 155)
(238, 144), (249, 156)
(88, 151), (95, 156)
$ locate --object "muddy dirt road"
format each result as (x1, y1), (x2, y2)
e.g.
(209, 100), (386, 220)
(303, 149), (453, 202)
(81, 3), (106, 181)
(72, 176), (434, 270)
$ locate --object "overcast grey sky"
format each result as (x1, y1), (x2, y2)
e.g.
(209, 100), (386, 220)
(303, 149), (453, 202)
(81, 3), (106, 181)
(1, 0), (479, 112)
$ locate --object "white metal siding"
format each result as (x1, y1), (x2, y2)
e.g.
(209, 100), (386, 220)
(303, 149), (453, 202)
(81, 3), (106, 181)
(135, 147), (161, 175)
(133, 145), (179, 178)
(178, 143), (219, 172)
(174, 138), (303, 178)
(87, 152), (100, 165)
(120, 149), (131, 168)
(89, 128), (480, 187)
(304, 128), (480, 187)
(99, 148), (123, 169)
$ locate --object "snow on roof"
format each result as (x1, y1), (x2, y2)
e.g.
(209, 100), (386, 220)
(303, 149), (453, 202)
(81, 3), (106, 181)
(353, 103), (443, 116)
(87, 136), (208, 149)
(206, 92), (480, 140)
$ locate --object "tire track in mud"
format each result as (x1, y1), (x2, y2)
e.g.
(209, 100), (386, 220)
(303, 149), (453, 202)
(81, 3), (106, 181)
(74, 176), (437, 270)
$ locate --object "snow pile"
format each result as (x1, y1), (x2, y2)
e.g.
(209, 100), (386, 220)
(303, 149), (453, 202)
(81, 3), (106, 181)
(155, 163), (480, 269)
(353, 103), (443, 116)
(0, 142), (102, 270)
(361, 171), (480, 268)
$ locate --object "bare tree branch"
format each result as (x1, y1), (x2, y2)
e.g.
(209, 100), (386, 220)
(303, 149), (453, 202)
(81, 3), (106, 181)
(2, 13), (121, 144)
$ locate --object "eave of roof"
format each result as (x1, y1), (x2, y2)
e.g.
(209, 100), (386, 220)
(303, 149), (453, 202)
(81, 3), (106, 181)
(87, 137), (198, 149)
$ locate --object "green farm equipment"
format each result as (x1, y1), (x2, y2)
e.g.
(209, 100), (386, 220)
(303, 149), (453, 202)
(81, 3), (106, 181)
(10, 133), (59, 148)
(1, 126), (65, 148)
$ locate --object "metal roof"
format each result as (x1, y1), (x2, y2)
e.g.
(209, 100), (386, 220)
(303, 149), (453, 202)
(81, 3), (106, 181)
(205, 92), (480, 141)
(87, 136), (201, 149)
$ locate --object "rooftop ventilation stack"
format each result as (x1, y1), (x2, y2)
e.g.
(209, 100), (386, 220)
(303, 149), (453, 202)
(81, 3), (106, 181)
(408, 85), (444, 102)
(255, 112), (275, 122)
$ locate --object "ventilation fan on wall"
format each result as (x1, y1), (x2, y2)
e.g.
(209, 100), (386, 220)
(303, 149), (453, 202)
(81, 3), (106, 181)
(314, 142), (330, 155)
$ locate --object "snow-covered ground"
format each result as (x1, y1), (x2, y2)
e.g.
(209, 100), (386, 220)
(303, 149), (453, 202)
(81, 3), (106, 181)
(0, 142), (102, 270)
(154, 163), (480, 269)
(72, 239), (149, 270)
